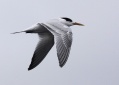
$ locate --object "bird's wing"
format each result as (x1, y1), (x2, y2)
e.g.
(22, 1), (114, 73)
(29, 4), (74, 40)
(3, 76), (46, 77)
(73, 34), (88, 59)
(28, 33), (54, 70)
(41, 23), (72, 67)
(56, 33), (72, 67)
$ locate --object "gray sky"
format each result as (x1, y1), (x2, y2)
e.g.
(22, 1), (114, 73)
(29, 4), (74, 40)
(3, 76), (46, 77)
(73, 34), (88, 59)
(0, 0), (119, 85)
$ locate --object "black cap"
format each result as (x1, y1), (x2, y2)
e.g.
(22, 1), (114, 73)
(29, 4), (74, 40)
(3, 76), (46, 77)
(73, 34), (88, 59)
(61, 17), (73, 22)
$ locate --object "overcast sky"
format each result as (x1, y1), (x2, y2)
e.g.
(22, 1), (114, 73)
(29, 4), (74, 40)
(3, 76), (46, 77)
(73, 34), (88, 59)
(0, 0), (119, 85)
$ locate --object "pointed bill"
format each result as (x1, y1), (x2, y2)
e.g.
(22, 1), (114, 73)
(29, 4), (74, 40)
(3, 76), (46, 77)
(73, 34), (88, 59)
(73, 22), (84, 26)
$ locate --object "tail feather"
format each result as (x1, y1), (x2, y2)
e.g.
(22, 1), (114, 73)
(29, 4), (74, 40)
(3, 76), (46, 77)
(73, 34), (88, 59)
(11, 31), (24, 34)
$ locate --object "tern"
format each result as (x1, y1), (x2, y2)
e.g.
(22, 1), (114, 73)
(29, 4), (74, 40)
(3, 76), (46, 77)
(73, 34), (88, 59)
(12, 17), (84, 70)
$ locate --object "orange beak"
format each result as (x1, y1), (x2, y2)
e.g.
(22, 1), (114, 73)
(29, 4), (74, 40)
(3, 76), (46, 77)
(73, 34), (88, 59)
(73, 22), (84, 26)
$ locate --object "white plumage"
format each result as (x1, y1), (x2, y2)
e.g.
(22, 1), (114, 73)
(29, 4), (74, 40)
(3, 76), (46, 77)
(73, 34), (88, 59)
(12, 17), (84, 70)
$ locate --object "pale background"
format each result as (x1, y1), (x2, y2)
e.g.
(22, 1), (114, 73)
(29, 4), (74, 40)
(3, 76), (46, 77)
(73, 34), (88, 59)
(0, 0), (119, 85)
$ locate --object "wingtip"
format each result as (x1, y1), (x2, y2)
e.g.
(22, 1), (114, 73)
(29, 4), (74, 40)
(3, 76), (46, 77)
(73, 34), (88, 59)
(28, 65), (33, 71)
(28, 67), (32, 71)
(28, 65), (35, 71)
(59, 64), (64, 68)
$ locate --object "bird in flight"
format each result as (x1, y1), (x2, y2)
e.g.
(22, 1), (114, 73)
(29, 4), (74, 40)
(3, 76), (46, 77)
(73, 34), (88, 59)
(12, 17), (84, 70)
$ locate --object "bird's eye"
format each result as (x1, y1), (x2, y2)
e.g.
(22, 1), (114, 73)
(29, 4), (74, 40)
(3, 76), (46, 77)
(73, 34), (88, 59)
(61, 17), (73, 22)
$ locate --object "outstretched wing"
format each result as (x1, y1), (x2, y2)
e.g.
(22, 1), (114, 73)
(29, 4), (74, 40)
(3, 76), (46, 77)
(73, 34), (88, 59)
(41, 23), (72, 67)
(28, 33), (54, 70)
(56, 32), (72, 67)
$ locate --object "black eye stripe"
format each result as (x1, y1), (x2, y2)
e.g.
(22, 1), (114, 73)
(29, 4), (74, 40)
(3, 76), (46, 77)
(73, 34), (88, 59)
(61, 17), (73, 22)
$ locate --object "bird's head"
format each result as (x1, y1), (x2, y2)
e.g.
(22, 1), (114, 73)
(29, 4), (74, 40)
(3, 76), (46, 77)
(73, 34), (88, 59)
(59, 17), (84, 27)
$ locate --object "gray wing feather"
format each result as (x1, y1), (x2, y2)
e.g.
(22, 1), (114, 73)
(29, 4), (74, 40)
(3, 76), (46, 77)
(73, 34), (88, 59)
(41, 23), (72, 67)
(56, 33), (72, 67)
(28, 33), (54, 70)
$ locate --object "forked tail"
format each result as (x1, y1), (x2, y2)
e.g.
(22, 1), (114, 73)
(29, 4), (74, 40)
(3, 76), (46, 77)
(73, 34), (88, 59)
(11, 31), (24, 34)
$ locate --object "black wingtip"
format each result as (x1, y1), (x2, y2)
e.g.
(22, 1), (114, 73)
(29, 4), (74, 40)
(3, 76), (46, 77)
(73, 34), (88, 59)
(28, 66), (33, 71)
(28, 68), (31, 71)
(59, 64), (64, 68)
(28, 69), (30, 71)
